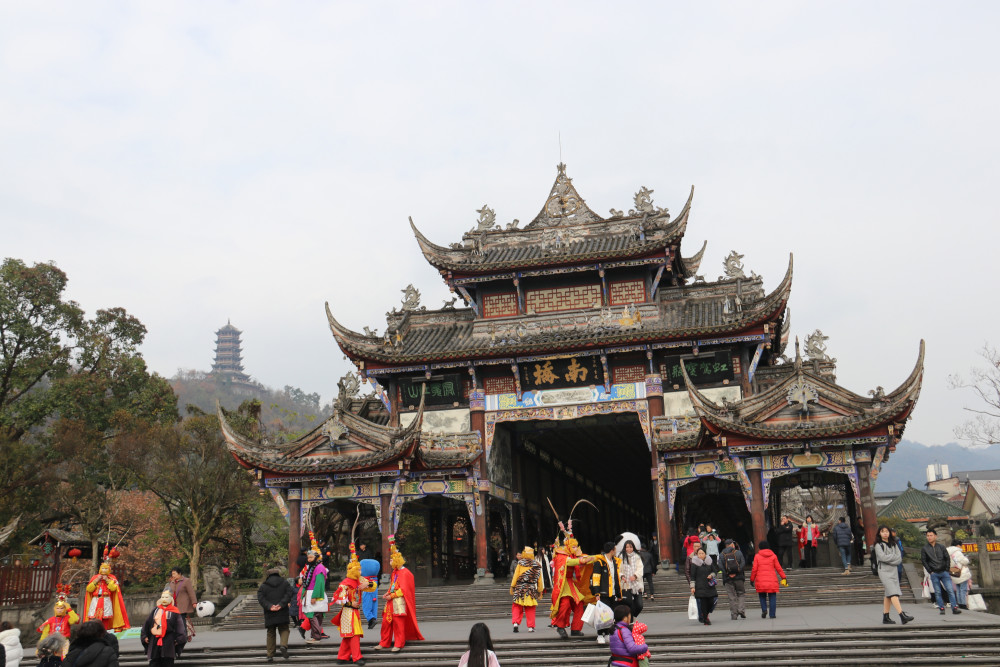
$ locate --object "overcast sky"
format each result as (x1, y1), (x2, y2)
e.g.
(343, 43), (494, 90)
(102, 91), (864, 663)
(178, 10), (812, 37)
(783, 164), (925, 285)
(3, 2), (998, 447)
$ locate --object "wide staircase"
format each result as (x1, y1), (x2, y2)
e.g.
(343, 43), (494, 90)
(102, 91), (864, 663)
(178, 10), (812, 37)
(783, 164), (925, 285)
(28, 625), (1000, 666)
(217, 565), (911, 629)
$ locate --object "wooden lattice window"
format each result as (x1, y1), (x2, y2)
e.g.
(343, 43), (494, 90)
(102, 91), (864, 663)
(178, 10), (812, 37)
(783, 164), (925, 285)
(609, 279), (646, 305)
(483, 376), (516, 395)
(611, 364), (646, 385)
(525, 284), (602, 314)
(483, 292), (519, 318)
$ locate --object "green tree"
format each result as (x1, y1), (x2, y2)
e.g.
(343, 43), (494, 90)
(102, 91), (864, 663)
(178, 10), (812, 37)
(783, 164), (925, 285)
(114, 413), (257, 588)
(0, 258), (177, 554)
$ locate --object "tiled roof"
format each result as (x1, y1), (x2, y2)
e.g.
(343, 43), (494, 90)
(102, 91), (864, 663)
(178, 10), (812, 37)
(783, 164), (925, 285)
(966, 480), (1000, 514)
(327, 255), (792, 365)
(682, 340), (924, 441)
(878, 486), (969, 520)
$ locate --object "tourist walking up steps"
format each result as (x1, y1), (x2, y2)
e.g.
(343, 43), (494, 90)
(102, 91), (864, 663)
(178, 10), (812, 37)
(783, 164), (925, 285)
(922, 529), (961, 615)
(832, 517), (854, 574)
(457, 623), (501, 667)
(689, 547), (718, 625)
(750, 541), (786, 619)
(872, 525), (914, 625)
(720, 539), (747, 620)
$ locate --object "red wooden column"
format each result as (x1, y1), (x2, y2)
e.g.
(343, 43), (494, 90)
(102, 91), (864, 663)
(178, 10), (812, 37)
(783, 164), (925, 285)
(746, 459), (767, 549)
(380, 491), (393, 579)
(287, 489), (301, 573)
(469, 390), (490, 576)
(857, 461), (879, 550)
(645, 374), (674, 564)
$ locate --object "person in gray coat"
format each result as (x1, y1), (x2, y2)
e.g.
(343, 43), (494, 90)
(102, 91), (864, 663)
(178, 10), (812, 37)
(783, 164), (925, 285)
(873, 525), (914, 625)
(719, 539), (747, 620)
(832, 517), (854, 574)
(257, 567), (295, 662)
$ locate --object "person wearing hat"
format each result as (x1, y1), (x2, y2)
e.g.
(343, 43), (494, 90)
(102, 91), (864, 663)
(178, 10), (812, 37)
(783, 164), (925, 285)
(37, 584), (79, 654)
(82, 549), (130, 632)
(510, 546), (544, 633)
(375, 535), (424, 652)
(298, 532), (329, 644)
(331, 538), (378, 665)
(257, 566), (295, 662)
(549, 527), (595, 640)
(140, 589), (188, 666)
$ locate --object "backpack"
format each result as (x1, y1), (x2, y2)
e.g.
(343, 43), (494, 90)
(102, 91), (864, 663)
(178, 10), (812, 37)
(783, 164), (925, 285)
(870, 548), (879, 576)
(722, 551), (741, 577)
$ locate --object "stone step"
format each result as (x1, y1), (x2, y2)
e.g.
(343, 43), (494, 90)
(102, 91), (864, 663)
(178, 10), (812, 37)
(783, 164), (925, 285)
(24, 626), (1000, 666)
(217, 569), (907, 630)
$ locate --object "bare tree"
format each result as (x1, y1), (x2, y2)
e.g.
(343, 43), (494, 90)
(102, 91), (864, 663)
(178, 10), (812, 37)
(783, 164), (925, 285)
(950, 344), (1000, 446)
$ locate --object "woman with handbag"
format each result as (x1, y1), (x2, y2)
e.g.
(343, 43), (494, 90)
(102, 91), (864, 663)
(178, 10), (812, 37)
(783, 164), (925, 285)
(619, 540), (644, 619)
(873, 525), (914, 625)
(947, 541), (973, 609)
(688, 547), (718, 625)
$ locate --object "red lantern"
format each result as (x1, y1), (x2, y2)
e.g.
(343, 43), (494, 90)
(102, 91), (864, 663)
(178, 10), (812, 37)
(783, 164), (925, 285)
(67, 548), (82, 559)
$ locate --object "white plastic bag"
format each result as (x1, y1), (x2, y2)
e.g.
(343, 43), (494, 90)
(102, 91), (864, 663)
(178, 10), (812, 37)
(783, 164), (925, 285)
(581, 603), (597, 627)
(594, 600), (615, 630)
(687, 595), (699, 620)
(968, 593), (987, 612)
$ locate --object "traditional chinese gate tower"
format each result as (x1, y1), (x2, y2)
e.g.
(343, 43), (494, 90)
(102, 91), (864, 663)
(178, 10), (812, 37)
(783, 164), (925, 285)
(222, 164), (922, 575)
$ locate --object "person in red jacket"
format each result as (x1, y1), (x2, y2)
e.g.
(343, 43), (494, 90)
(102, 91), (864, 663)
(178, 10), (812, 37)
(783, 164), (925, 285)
(798, 516), (820, 568)
(750, 540), (786, 619)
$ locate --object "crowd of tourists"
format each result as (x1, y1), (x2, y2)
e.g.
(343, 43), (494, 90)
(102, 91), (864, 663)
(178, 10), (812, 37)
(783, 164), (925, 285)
(4, 516), (988, 667)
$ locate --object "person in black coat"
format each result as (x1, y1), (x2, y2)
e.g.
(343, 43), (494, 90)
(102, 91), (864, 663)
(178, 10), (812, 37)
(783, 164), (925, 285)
(258, 566), (296, 662)
(638, 542), (657, 600)
(140, 590), (188, 666)
(65, 620), (120, 667)
(688, 547), (719, 625)
(775, 516), (795, 570)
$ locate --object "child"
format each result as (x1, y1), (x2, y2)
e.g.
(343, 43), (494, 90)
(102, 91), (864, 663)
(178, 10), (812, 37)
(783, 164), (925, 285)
(608, 605), (647, 667)
(37, 633), (69, 666)
(631, 620), (651, 667)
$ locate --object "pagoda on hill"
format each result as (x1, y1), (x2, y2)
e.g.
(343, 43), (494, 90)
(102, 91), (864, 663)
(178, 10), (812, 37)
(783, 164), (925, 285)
(221, 164), (923, 578)
(210, 321), (257, 394)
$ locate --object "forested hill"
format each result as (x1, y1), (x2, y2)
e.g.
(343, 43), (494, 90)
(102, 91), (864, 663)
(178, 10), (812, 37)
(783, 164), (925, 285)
(171, 369), (332, 442)
(875, 439), (1000, 492)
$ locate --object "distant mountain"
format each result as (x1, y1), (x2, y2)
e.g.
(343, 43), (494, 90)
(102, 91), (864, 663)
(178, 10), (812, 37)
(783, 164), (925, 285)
(875, 439), (1000, 492)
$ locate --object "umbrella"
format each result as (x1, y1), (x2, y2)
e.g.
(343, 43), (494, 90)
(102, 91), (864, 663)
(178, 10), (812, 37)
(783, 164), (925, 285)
(614, 531), (641, 555)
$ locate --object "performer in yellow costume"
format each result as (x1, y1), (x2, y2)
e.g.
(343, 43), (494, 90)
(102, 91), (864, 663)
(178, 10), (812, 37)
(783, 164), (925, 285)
(82, 549), (130, 632)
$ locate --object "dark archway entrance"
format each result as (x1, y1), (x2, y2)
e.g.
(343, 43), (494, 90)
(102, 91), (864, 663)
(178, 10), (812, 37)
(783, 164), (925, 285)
(674, 477), (753, 553)
(767, 470), (857, 568)
(505, 412), (655, 556)
(399, 495), (476, 584)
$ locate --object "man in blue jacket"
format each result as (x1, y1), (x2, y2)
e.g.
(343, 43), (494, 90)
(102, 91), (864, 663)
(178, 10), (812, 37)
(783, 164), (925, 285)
(832, 517), (854, 574)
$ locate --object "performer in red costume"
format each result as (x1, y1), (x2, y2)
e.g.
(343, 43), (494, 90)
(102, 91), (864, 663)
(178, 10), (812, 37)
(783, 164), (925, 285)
(37, 584), (79, 656)
(331, 512), (377, 665)
(548, 501), (596, 640)
(374, 535), (423, 653)
(82, 548), (130, 632)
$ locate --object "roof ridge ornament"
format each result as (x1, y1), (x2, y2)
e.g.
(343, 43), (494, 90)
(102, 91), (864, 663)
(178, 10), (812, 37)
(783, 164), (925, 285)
(526, 163), (602, 228)
(473, 205), (497, 233)
(628, 186), (669, 218)
(804, 329), (836, 363)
